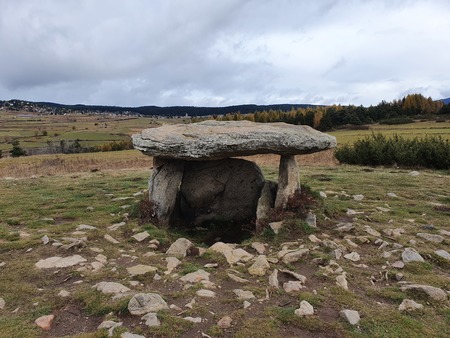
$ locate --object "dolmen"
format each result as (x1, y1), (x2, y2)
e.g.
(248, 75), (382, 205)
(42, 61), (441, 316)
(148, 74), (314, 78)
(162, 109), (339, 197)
(132, 120), (336, 227)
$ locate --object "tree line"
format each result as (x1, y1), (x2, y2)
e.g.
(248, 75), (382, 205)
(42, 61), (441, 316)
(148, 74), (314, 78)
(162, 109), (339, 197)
(218, 94), (448, 131)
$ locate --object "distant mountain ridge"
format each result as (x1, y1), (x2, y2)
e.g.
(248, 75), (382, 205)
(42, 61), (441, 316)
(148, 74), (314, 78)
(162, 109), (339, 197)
(0, 99), (318, 117)
(442, 97), (450, 105)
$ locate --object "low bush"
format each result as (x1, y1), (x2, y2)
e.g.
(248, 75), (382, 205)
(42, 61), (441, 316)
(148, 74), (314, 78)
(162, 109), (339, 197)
(335, 133), (450, 169)
(379, 117), (414, 125)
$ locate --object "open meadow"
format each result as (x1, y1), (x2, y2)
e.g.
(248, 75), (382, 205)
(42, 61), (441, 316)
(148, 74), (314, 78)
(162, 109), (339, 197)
(0, 147), (449, 337)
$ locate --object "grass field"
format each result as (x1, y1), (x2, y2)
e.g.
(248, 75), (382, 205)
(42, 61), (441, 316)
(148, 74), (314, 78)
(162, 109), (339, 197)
(1, 110), (449, 154)
(0, 160), (448, 337)
(329, 121), (450, 144)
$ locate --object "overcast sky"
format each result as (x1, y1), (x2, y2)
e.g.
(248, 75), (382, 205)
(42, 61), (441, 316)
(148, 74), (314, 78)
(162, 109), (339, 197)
(0, 0), (449, 107)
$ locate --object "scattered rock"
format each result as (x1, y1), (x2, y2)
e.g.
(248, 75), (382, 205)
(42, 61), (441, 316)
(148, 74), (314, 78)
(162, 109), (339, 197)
(391, 261), (405, 269)
(269, 221), (284, 234)
(387, 192), (398, 198)
(363, 226), (381, 237)
(209, 242), (253, 264)
(217, 315), (232, 329)
(294, 300), (314, 317)
(196, 289), (216, 298)
(76, 224), (97, 230)
(340, 309), (360, 325)
(279, 269), (307, 283)
(233, 289), (256, 300)
(180, 269), (210, 283)
(269, 269), (279, 289)
(128, 293), (169, 315)
(227, 273), (249, 283)
(409, 171), (420, 177)
(435, 249), (450, 260)
(376, 206), (390, 212)
(282, 249), (309, 264)
(35, 314), (55, 330)
(346, 209), (363, 216)
(400, 284), (447, 301)
(104, 234), (120, 244)
(251, 242), (266, 254)
(283, 281), (305, 293)
(41, 235), (50, 245)
(416, 233), (444, 243)
(127, 265), (157, 276)
(183, 316), (202, 323)
(132, 231), (150, 242)
(58, 290), (70, 298)
(305, 212), (317, 228)
(353, 194), (364, 201)
(248, 255), (270, 276)
(166, 238), (195, 258)
(98, 320), (123, 336)
(308, 234), (321, 243)
(402, 248), (424, 263)
(319, 191), (327, 198)
(398, 299), (424, 312)
(243, 301), (251, 309)
(94, 282), (130, 294)
(35, 255), (87, 269)
(108, 222), (126, 231)
(142, 312), (161, 327)
(0, 297), (5, 310)
(165, 257), (181, 274)
(344, 252), (360, 262)
(336, 274), (348, 290)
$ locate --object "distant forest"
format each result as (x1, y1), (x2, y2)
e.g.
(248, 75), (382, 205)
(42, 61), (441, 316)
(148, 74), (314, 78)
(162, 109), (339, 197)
(1, 93), (449, 132)
(218, 93), (450, 131)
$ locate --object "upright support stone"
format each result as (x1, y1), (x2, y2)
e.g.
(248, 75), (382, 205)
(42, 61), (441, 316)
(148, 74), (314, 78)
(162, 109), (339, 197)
(256, 181), (276, 226)
(275, 155), (300, 209)
(149, 157), (184, 226)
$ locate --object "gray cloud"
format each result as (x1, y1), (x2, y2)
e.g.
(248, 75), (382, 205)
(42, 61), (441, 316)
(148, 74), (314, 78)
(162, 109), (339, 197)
(0, 0), (449, 106)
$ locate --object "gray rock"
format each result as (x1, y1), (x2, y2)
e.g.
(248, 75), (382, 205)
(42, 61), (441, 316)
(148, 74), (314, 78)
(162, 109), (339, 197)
(353, 194), (364, 201)
(196, 289), (216, 298)
(251, 242), (266, 255)
(166, 238), (195, 258)
(269, 269), (279, 289)
(391, 261), (405, 269)
(165, 257), (181, 274)
(336, 274), (348, 290)
(76, 224), (97, 231)
(93, 282), (131, 294)
(340, 309), (360, 325)
(283, 281), (304, 293)
(233, 289), (256, 300)
(217, 315), (232, 329)
(435, 249), (450, 260)
(294, 300), (314, 317)
(209, 242), (253, 265)
(183, 316), (202, 323)
(148, 157), (184, 226)
(269, 221), (284, 234)
(400, 284), (447, 301)
(282, 249), (309, 264)
(35, 255), (86, 269)
(179, 158), (265, 225)
(398, 299), (424, 312)
(98, 320), (122, 336)
(248, 255), (270, 276)
(104, 234), (120, 244)
(132, 120), (336, 160)
(416, 233), (444, 243)
(0, 297), (5, 310)
(279, 269), (307, 283)
(41, 235), (50, 245)
(275, 155), (300, 209)
(142, 312), (160, 327)
(305, 212), (317, 228)
(128, 293), (169, 315)
(344, 252), (360, 262)
(180, 269), (210, 283)
(132, 231), (150, 242)
(402, 248), (425, 263)
(127, 265), (157, 276)
(409, 171), (420, 177)
(256, 181), (276, 222)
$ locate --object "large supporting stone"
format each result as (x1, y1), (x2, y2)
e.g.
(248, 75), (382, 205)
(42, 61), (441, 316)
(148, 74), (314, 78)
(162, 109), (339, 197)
(256, 180), (277, 225)
(274, 155), (300, 209)
(179, 158), (265, 225)
(149, 157), (184, 226)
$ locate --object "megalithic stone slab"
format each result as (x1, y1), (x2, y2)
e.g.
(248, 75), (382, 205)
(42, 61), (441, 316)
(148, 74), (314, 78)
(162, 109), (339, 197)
(132, 120), (336, 160)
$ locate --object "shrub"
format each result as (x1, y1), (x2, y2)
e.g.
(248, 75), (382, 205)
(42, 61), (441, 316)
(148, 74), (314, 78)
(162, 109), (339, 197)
(335, 133), (450, 169)
(379, 117), (414, 125)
